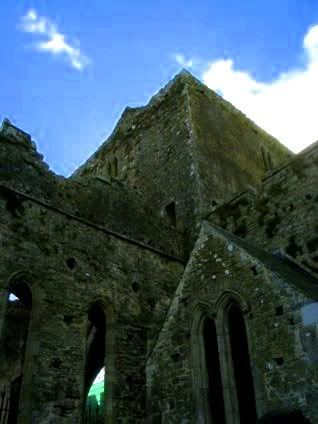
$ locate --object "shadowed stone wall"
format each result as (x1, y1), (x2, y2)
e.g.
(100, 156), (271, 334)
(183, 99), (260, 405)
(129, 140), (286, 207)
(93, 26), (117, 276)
(208, 142), (318, 277)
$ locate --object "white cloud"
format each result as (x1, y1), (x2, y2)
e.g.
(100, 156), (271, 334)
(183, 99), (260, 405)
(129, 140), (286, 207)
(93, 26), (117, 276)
(175, 54), (194, 68)
(202, 25), (318, 153)
(19, 9), (90, 70)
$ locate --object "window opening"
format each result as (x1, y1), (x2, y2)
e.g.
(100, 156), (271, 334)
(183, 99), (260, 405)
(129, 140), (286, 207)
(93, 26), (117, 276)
(107, 162), (111, 176)
(228, 304), (257, 424)
(85, 367), (105, 424)
(165, 202), (176, 227)
(203, 317), (226, 424)
(83, 304), (106, 423)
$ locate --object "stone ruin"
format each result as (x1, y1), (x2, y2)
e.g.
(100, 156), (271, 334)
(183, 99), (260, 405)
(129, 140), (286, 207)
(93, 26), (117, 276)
(0, 70), (317, 423)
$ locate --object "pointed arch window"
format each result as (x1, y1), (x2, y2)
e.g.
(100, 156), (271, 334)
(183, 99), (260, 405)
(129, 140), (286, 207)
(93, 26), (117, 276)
(203, 316), (226, 424)
(192, 295), (257, 424)
(192, 309), (225, 424)
(227, 303), (257, 424)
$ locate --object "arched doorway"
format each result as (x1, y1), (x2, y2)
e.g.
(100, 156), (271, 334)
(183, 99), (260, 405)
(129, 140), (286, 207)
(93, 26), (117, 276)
(0, 281), (32, 423)
(83, 304), (106, 423)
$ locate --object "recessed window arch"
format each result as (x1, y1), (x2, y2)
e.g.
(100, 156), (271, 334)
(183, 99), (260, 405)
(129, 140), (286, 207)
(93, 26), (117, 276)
(107, 162), (112, 176)
(191, 306), (225, 424)
(203, 316), (226, 424)
(224, 300), (257, 424)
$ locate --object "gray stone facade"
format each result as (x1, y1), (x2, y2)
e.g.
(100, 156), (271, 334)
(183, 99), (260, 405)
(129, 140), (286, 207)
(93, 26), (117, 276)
(0, 71), (317, 423)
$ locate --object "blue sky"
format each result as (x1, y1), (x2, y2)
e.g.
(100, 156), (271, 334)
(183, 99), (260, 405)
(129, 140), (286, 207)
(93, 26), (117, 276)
(1, 1), (318, 176)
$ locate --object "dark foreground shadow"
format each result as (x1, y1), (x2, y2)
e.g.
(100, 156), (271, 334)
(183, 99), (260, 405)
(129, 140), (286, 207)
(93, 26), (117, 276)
(257, 410), (311, 424)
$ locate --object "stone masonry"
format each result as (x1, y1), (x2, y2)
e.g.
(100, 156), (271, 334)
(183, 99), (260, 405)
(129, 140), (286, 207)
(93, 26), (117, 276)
(0, 70), (317, 423)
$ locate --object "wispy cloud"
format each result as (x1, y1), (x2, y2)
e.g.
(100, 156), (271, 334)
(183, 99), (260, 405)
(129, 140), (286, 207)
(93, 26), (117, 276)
(175, 54), (194, 68)
(202, 24), (318, 153)
(19, 9), (90, 70)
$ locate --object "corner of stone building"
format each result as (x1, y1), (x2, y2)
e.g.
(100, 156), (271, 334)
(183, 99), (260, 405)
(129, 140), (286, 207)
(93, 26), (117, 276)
(0, 118), (51, 179)
(181, 76), (205, 221)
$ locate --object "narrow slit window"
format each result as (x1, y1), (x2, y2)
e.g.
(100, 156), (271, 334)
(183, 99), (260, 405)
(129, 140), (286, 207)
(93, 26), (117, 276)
(165, 202), (176, 227)
(113, 157), (118, 178)
(107, 162), (111, 176)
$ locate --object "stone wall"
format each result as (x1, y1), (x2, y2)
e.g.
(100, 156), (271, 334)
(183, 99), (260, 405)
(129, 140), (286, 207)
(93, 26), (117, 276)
(147, 223), (318, 423)
(0, 122), (185, 422)
(186, 74), (292, 216)
(208, 142), (318, 277)
(0, 122), (185, 261)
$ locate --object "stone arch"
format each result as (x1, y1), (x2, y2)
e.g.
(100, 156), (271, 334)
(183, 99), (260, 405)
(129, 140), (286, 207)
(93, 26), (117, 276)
(82, 298), (116, 423)
(191, 303), (225, 424)
(215, 290), (250, 315)
(0, 271), (41, 423)
(216, 292), (257, 424)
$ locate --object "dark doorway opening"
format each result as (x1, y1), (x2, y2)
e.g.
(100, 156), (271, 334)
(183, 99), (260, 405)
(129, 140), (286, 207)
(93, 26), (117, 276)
(0, 282), (32, 424)
(83, 304), (106, 423)
(228, 304), (257, 424)
(7, 375), (23, 423)
(203, 317), (226, 424)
